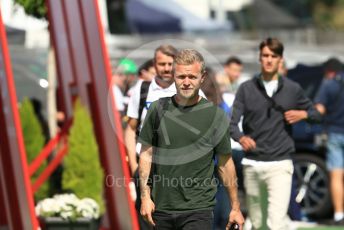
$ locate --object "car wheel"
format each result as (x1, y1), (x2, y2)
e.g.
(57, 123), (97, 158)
(293, 153), (332, 219)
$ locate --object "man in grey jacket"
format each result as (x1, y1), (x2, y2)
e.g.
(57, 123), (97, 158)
(230, 37), (321, 230)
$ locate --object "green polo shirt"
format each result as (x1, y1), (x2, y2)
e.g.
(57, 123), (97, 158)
(139, 96), (231, 212)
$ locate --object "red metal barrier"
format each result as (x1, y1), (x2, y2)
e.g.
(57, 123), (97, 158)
(29, 120), (71, 177)
(46, 0), (139, 229)
(0, 10), (38, 230)
(32, 143), (68, 193)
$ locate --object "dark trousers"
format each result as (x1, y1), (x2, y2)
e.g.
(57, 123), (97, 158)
(152, 210), (213, 230)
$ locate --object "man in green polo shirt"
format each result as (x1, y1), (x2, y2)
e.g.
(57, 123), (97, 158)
(138, 49), (244, 229)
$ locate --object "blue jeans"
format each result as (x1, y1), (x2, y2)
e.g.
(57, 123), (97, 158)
(326, 132), (344, 170)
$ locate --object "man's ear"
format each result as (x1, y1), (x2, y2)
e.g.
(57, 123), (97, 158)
(201, 72), (206, 83)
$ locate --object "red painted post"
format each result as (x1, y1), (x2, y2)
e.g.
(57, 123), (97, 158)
(0, 10), (38, 230)
(46, 0), (139, 229)
(0, 176), (8, 227)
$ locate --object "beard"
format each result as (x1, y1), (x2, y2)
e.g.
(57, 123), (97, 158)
(178, 88), (198, 100)
(157, 74), (173, 84)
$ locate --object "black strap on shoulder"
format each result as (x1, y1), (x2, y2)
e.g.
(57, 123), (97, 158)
(152, 97), (170, 146)
(254, 76), (285, 117)
(137, 81), (151, 135)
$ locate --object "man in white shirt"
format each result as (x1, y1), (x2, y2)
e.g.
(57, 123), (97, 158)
(125, 45), (178, 175)
(124, 44), (178, 230)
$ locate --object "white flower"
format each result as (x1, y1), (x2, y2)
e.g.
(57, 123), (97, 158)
(77, 198), (100, 219)
(35, 194), (100, 220)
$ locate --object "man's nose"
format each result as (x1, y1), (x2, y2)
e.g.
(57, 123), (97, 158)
(183, 78), (190, 85)
(164, 64), (171, 72)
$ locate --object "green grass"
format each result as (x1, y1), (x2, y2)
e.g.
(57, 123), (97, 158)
(298, 227), (344, 230)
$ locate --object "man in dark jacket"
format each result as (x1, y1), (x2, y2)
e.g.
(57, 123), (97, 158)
(230, 38), (321, 230)
(315, 58), (344, 225)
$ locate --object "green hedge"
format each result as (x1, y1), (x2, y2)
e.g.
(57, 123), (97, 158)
(62, 99), (105, 214)
(19, 98), (49, 201)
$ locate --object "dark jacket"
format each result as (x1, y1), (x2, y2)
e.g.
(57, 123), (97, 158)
(230, 75), (322, 161)
(314, 73), (344, 134)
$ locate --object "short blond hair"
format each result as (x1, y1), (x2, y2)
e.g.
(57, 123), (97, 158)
(174, 49), (206, 74)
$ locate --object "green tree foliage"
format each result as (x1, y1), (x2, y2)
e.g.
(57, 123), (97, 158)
(19, 98), (49, 201)
(62, 99), (105, 214)
(14, 0), (47, 19)
(311, 0), (344, 29)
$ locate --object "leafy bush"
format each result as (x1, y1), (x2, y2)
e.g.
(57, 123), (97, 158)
(19, 98), (49, 201)
(14, 0), (47, 19)
(62, 99), (105, 214)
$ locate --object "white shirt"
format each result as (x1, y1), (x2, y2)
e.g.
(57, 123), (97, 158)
(112, 85), (125, 112)
(127, 78), (177, 129)
(262, 79), (278, 97)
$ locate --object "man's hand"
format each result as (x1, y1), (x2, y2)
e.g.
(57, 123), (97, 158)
(217, 155), (244, 229)
(315, 103), (326, 115)
(140, 197), (156, 226)
(284, 110), (307, 124)
(139, 144), (155, 226)
(239, 136), (256, 152)
(226, 209), (245, 230)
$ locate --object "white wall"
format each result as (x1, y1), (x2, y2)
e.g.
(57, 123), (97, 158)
(0, 0), (48, 30)
(173, 0), (253, 20)
(209, 0), (253, 11)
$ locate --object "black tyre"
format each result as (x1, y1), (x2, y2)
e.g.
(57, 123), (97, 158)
(293, 153), (332, 219)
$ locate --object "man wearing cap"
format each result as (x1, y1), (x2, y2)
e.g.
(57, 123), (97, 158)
(112, 58), (137, 115)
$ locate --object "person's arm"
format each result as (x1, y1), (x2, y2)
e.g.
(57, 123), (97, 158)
(238, 136), (256, 152)
(229, 87), (245, 142)
(284, 110), (308, 124)
(217, 154), (245, 229)
(285, 84), (322, 124)
(314, 81), (329, 116)
(229, 85), (256, 152)
(125, 82), (142, 175)
(139, 144), (155, 226)
(124, 118), (139, 175)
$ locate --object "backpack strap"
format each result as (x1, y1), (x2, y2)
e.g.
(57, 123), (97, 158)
(136, 81), (151, 136)
(152, 97), (170, 146)
(254, 76), (286, 116)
